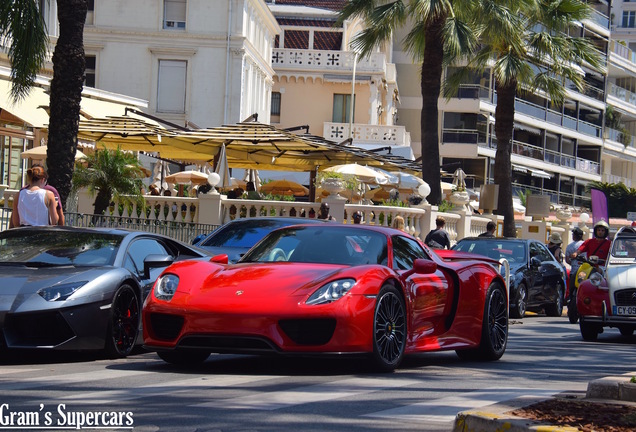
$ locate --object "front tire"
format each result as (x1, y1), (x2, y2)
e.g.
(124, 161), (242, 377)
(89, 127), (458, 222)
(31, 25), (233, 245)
(370, 285), (406, 372)
(545, 283), (564, 317)
(580, 319), (600, 341)
(105, 284), (140, 358)
(456, 283), (508, 361)
(567, 288), (579, 324)
(510, 283), (527, 319)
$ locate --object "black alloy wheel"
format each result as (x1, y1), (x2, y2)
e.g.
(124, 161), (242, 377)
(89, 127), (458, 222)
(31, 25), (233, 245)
(371, 285), (406, 372)
(510, 283), (527, 319)
(457, 283), (508, 361)
(105, 284), (140, 358)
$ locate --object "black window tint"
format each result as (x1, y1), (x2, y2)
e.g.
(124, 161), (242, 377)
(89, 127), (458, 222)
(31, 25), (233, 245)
(392, 235), (427, 270)
(201, 221), (286, 248)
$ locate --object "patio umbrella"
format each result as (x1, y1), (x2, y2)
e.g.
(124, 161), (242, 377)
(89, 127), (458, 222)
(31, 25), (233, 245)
(322, 163), (390, 184)
(21, 145), (87, 161)
(364, 187), (391, 201)
(243, 169), (262, 190)
(164, 170), (210, 185)
(214, 144), (231, 189)
(125, 164), (151, 177)
(260, 179), (308, 196)
(151, 160), (171, 191)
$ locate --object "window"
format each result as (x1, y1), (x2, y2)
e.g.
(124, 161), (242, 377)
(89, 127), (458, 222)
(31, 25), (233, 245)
(271, 92), (281, 122)
(124, 239), (170, 277)
(84, 55), (96, 88)
(86, 0), (94, 25)
(392, 236), (427, 270)
(332, 94), (355, 123)
(622, 11), (636, 28)
(157, 60), (187, 113)
(164, 0), (186, 30)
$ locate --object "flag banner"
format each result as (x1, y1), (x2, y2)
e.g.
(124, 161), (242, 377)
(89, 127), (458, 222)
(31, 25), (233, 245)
(590, 188), (609, 226)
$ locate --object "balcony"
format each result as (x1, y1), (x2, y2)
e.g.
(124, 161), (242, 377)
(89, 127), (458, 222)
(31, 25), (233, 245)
(272, 49), (387, 74)
(323, 123), (411, 148)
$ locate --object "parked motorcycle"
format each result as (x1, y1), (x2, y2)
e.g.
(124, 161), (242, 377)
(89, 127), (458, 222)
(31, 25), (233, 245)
(567, 255), (604, 324)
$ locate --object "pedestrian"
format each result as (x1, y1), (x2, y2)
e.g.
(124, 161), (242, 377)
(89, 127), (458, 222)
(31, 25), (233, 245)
(352, 211), (363, 224)
(10, 165), (59, 227)
(245, 181), (262, 200)
(547, 232), (564, 264)
(317, 202), (336, 221)
(479, 221), (496, 237)
(11, 163), (65, 227)
(425, 217), (451, 249)
(392, 215), (405, 231)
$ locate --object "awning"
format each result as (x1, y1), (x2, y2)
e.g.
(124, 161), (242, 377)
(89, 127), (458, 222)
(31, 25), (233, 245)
(512, 164), (528, 174)
(0, 79), (50, 128)
(528, 168), (552, 179)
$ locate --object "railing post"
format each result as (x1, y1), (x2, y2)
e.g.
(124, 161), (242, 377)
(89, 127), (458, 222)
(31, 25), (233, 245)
(198, 192), (224, 225)
(323, 195), (346, 223)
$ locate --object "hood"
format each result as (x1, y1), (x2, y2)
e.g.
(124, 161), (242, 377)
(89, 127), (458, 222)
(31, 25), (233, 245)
(197, 262), (346, 300)
(606, 264), (636, 290)
(0, 265), (115, 314)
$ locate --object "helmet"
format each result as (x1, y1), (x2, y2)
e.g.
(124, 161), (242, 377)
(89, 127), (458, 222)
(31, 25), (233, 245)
(593, 220), (610, 239)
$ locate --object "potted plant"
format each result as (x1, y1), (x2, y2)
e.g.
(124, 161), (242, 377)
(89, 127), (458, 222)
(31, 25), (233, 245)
(316, 171), (348, 197)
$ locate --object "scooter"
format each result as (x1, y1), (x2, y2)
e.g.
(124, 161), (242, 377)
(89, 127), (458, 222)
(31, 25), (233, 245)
(567, 255), (604, 324)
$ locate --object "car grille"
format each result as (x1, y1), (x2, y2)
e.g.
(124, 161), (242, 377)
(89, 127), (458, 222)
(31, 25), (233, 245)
(149, 313), (184, 341)
(178, 335), (277, 353)
(614, 289), (636, 307)
(4, 311), (74, 347)
(278, 318), (336, 345)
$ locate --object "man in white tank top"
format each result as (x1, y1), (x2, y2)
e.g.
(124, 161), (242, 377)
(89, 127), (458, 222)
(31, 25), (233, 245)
(10, 166), (59, 227)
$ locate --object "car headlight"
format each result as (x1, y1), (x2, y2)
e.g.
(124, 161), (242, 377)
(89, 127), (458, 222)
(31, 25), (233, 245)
(155, 274), (180, 301)
(306, 278), (355, 305)
(588, 272), (603, 287)
(38, 281), (88, 302)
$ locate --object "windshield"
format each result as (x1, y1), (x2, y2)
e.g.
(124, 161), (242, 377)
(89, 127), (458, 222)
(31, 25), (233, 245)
(610, 237), (636, 259)
(241, 226), (388, 266)
(0, 230), (122, 266)
(200, 220), (292, 248)
(453, 239), (527, 264)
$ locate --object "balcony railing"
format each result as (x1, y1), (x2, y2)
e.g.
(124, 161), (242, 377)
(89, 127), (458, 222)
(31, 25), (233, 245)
(515, 99), (602, 138)
(608, 82), (636, 108)
(476, 135), (600, 175)
(272, 49), (387, 74)
(323, 122), (410, 147)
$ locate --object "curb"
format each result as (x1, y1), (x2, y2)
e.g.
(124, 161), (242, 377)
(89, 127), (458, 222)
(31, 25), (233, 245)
(452, 372), (636, 432)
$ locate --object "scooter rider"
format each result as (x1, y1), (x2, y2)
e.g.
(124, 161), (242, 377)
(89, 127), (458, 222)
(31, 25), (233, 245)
(565, 227), (584, 294)
(572, 219), (611, 263)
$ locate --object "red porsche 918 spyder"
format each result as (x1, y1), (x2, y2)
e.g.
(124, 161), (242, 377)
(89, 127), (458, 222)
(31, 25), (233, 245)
(143, 224), (508, 371)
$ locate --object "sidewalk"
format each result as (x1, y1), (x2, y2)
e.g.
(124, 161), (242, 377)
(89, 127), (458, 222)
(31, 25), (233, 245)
(452, 372), (636, 431)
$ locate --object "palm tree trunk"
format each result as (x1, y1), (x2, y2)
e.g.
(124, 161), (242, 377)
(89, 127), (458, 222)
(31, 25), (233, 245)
(420, 15), (445, 205)
(47, 0), (87, 208)
(494, 79), (517, 237)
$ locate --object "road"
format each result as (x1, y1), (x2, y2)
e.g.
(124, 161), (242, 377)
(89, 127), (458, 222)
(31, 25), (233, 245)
(1, 315), (634, 432)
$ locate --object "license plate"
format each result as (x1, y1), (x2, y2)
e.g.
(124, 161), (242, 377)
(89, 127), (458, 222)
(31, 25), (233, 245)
(614, 306), (636, 316)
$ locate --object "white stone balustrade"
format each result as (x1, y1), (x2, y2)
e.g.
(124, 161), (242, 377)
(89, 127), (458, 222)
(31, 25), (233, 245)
(272, 49), (386, 73)
(323, 122), (410, 146)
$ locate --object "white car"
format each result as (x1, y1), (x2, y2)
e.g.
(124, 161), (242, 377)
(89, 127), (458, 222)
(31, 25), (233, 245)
(577, 226), (636, 340)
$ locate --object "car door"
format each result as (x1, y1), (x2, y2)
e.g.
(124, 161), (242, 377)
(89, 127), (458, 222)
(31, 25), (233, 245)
(527, 241), (561, 305)
(392, 235), (452, 341)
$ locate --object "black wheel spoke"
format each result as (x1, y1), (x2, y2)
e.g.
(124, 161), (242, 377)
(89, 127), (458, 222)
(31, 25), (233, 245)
(374, 291), (406, 365)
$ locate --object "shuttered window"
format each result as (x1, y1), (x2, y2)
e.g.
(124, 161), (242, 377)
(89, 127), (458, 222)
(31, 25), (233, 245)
(157, 60), (186, 113)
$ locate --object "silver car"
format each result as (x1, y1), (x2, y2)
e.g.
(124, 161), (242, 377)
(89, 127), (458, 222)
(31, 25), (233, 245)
(0, 226), (210, 357)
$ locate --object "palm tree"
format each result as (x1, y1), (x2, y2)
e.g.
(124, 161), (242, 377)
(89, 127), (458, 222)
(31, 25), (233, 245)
(338, 0), (478, 205)
(72, 146), (145, 216)
(445, 0), (603, 236)
(1, 0), (87, 207)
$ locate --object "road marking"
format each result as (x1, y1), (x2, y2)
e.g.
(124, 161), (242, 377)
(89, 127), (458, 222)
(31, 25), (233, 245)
(1, 368), (155, 391)
(363, 387), (557, 423)
(193, 377), (421, 410)
(61, 375), (286, 404)
(0, 368), (41, 375)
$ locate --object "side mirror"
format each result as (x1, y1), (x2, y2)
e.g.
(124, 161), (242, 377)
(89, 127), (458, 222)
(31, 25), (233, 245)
(402, 258), (437, 279)
(210, 254), (229, 264)
(143, 254), (175, 279)
(530, 256), (541, 268)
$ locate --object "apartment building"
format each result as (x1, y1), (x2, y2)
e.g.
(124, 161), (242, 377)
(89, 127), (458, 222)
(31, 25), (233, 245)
(265, 0), (413, 159)
(81, 0), (279, 128)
